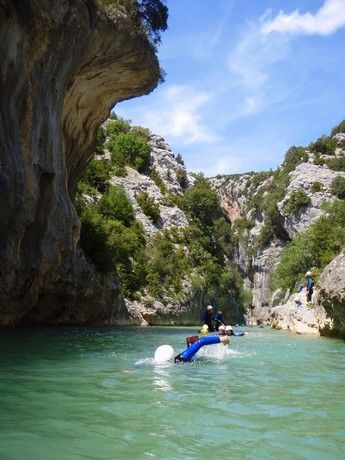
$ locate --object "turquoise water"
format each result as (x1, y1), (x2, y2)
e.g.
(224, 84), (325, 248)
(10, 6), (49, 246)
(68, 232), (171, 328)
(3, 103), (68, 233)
(0, 326), (344, 460)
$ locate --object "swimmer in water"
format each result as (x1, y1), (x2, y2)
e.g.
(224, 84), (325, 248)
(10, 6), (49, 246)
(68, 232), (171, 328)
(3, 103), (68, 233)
(218, 325), (226, 335)
(174, 335), (229, 362)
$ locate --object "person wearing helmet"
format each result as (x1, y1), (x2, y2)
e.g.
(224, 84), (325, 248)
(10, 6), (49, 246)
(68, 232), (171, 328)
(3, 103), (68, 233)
(203, 305), (216, 332)
(198, 324), (209, 334)
(305, 271), (314, 303)
(225, 325), (234, 336)
(174, 334), (229, 362)
(218, 325), (226, 335)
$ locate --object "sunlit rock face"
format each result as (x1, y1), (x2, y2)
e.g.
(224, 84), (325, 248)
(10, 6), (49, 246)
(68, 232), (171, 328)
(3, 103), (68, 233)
(278, 162), (345, 238)
(0, 0), (160, 327)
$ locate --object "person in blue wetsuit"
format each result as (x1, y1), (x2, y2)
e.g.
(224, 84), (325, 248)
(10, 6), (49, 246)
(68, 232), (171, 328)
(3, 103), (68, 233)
(174, 335), (229, 362)
(214, 310), (225, 331)
(305, 271), (314, 302)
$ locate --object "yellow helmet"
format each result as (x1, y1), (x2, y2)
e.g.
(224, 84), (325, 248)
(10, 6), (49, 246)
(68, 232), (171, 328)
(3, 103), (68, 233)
(200, 324), (209, 334)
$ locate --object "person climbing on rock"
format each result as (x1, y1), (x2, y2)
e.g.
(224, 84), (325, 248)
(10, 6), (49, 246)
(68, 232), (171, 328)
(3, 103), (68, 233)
(203, 305), (215, 332)
(305, 271), (314, 303)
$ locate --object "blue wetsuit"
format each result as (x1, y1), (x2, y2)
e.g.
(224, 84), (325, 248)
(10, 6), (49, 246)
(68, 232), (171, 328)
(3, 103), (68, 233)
(174, 335), (221, 362)
(306, 276), (314, 302)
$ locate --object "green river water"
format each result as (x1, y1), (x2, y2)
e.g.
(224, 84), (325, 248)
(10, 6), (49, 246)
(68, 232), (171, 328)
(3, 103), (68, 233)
(0, 326), (344, 459)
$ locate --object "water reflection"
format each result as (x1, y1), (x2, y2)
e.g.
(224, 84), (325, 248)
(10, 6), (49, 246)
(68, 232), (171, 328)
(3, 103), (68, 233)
(153, 365), (173, 392)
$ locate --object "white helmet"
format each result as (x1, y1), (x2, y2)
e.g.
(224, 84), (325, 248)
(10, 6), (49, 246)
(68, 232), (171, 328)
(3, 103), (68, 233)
(154, 345), (175, 364)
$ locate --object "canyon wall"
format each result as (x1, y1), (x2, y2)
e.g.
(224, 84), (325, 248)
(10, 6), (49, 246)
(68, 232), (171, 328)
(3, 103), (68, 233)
(0, 0), (160, 327)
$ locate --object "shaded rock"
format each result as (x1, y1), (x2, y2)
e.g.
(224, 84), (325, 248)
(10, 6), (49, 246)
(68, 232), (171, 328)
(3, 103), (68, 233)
(0, 0), (160, 327)
(318, 253), (345, 338)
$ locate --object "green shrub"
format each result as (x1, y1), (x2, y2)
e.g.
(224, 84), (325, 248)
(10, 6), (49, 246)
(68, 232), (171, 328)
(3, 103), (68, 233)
(183, 180), (221, 227)
(326, 156), (345, 172)
(95, 127), (106, 154)
(97, 0), (168, 45)
(233, 217), (254, 243)
(113, 165), (128, 177)
(109, 132), (150, 172)
(136, 191), (160, 223)
(146, 232), (189, 297)
(282, 146), (308, 173)
(331, 119), (345, 136)
(176, 167), (188, 189)
(82, 158), (112, 192)
(331, 176), (345, 199)
(250, 171), (271, 187)
(284, 189), (311, 214)
(309, 136), (336, 155)
(255, 224), (275, 249)
(313, 153), (326, 166)
(311, 181), (323, 193)
(79, 206), (115, 273)
(272, 200), (345, 290)
(106, 117), (131, 137)
(99, 185), (135, 226)
(130, 125), (150, 140)
(176, 153), (184, 166)
(150, 167), (167, 194)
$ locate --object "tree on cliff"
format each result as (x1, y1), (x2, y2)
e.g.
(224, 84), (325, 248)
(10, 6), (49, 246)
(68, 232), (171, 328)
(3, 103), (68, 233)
(98, 0), (168, 44)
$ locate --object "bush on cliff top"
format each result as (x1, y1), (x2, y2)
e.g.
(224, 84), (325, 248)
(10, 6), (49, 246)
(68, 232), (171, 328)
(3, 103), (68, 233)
(97, 0), (168, 45)
(331, 119), (345, 136)
(109, 132), (150, 173)
(309, 135), (336, 156)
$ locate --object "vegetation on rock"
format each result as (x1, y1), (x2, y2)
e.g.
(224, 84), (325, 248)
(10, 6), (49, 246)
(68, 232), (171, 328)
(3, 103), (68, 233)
(331, 119), (345, 136)
(272, 200), (345, 291)
(331, 176), (345, 199)
(96, 0), (168, 45)
(136, 191), (161, 223)
(284, 189), (311, 215)
(309, 135), (336, 156)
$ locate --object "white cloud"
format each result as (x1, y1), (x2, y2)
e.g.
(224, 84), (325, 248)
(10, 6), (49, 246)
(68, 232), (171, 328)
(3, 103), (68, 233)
(118, 85), (216, 145)
(226, 25), (289, 117)
(262, 0), (345, 36)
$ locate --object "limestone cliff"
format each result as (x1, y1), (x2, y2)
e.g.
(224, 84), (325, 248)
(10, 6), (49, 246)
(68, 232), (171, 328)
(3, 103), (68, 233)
(0, 0), (161, 327)
(211, 129), (345, 336)
(318, 253), (345, 338)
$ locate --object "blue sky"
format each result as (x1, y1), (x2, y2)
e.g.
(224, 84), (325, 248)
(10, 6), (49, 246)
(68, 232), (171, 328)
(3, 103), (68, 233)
(116, 0), (345, 176)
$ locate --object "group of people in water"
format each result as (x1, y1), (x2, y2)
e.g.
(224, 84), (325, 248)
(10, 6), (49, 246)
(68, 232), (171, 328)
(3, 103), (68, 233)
(156, 270), (317, 363)
(154, 303), (238, 363)
(202, 305), (232, 333)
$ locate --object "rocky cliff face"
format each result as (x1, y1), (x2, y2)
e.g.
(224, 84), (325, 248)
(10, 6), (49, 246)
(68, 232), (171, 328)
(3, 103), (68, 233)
(111, 134), (192, 237)
(0, 0), (160, 327)
(211, 131), (345, 336)
(318, 253), (345, 338)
